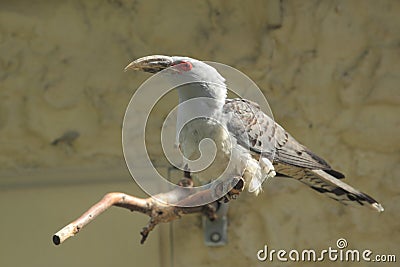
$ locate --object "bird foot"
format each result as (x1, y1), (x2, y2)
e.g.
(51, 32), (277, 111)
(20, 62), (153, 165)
(217, 177), (245, 203)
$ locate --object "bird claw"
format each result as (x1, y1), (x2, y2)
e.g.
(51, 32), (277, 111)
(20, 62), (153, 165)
(216, 177), (245, 203)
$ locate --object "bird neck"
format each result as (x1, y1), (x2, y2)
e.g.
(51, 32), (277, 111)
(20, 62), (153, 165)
(176, 82), (227, 143)
(177, 82), (227, 106)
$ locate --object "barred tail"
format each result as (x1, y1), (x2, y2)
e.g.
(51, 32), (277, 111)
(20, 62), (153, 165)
(301, 169), (384, 212)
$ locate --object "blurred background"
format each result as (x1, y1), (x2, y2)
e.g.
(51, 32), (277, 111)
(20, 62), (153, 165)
(0, 0), (398, 266)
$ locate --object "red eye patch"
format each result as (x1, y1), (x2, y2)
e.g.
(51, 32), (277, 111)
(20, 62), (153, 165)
(173, 61), (193, 72)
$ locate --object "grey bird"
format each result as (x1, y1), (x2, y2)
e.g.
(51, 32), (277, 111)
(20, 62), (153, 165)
(125, 55), (384, 212)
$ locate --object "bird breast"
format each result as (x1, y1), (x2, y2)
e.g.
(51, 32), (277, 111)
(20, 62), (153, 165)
(178, 117), (233, 183)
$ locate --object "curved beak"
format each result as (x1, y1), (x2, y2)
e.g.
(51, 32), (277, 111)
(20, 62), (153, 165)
(124, 55), (174, 73)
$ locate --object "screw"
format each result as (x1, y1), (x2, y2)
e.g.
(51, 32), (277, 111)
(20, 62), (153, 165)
(210, 232), (221, 243)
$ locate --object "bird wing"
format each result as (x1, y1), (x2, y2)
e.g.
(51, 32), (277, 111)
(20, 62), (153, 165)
(223, 98), (343, 175)
(223, 98), (383, 212)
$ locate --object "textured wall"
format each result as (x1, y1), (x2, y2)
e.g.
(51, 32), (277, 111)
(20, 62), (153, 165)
(0, 1), (398, 266)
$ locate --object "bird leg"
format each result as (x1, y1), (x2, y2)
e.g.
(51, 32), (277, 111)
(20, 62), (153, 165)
(217, 176), (245, 203)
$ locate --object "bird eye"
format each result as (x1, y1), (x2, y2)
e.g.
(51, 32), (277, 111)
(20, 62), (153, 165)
(173, 61), (193, 72)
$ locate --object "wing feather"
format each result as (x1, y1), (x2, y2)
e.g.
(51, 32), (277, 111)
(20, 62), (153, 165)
(223, 98), (383, 212)
(223, 98), (343, 176)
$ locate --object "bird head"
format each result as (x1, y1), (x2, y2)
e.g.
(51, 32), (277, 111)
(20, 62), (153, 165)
(125, 55), (227, 100)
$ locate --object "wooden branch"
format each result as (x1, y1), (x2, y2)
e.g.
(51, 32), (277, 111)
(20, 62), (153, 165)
(52, 176), (244, 245)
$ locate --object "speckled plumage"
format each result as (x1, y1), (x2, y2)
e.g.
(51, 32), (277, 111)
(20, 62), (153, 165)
(126, 55), (384, 212)
(224, 98), (383, 211)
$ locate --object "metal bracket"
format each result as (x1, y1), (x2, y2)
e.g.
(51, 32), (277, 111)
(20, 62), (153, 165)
(203, 202), (229, 246)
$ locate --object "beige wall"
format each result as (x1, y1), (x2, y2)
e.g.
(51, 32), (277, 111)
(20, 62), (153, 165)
(0, 1), (398, 266)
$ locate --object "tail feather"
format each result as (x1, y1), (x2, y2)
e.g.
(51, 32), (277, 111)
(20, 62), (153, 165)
(302, 169), (384, 212)
(274, 163), (384, 212)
